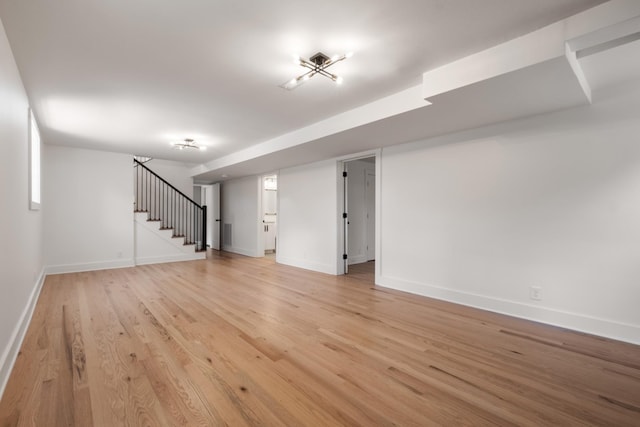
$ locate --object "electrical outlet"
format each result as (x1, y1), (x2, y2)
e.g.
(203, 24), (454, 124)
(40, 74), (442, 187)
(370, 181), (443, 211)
(530, 286), (542, 301)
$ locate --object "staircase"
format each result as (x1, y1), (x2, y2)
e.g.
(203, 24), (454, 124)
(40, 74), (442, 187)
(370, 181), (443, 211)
(133, 159), (206, 264)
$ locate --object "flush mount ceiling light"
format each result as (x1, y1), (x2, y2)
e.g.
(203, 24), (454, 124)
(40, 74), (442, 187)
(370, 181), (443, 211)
(172, 138), (206, 151)
(280, 51), (353, 90)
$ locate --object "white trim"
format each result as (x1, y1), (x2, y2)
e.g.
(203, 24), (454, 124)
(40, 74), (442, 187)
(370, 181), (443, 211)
(378, 274), (640, 345)
(0, 269), (46, 400)
(221, 245), (261, 258)
(336, 162), (347, 275)
(335, 149), (380, 162)
(46, 259), (135, 275)
(337, 149), (381, 276)
(134, 253), (205, 266)
(190, 86), (427, 178)
(277, 256), (335, 275)
(374, 149), (382, 286)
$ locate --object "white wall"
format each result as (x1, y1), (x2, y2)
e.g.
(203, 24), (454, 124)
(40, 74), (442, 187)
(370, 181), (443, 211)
(221, 176), (261, 257)
(346, 159), (375, 265)
(193, 185), (202, 205)
(379, 82), (640, 344)
(278, 160), (338, 274)
(0, 18), (45, 397)
(44, 145), (134, 273)
(143, 158), (195, 199)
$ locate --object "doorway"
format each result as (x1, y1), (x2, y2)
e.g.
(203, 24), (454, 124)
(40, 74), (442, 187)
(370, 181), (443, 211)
(341, 156), (376, 278)
(200, 183), (221, 250)
(262, 174), (277, 256)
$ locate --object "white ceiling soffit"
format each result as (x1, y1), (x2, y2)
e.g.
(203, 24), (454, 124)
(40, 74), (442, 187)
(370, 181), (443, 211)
(191, 84), (430, 179)
(192, 56), (589, 183)
(2, 0), (608, 166)
(572, 12), (640, 93)
(193, 0), (640, 183)
(578, 36), (640, 92)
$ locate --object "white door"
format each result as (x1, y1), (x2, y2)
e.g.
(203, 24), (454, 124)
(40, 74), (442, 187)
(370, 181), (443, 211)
(366, 171), (375, 261)
(343, 164), (349, 274)
(211, 183), (221, 250)
(201, 184), (221, 250)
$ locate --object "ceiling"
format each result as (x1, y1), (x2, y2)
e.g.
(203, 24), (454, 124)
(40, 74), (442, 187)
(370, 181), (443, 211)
(0, 1), (608, 167)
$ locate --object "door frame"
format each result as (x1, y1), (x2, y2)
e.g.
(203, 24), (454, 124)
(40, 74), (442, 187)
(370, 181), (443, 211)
(200, 183), (221, 250)
(260, 172), (279, 257)
(336, 149), (381, 282)
(365, 169), (376, 261)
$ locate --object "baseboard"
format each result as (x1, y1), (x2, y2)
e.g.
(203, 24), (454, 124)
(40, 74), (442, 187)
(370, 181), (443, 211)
(378, 275), (640, 345)
(135, 252), (205, 266)
(45, 258), (135, 275)
(0, 269), (46, 400)
(277, 256), (336, 275)
(221, 245), (261, 258)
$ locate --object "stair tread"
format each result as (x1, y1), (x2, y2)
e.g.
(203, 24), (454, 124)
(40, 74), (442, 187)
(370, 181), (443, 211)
(133, 179), (206, 252)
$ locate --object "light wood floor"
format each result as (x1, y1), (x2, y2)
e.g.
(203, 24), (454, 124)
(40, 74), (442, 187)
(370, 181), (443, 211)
(1, 252), (639, 426)
(345, 261), (375, 283)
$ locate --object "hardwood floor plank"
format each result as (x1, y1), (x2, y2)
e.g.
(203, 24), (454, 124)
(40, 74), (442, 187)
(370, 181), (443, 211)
(1, 251), (639, 426)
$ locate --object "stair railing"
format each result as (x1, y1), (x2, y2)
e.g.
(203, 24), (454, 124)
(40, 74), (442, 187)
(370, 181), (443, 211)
(134, 159), (206, 252)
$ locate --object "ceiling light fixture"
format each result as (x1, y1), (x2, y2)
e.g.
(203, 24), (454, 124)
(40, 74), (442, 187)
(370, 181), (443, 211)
(134, 155), (153, 163)
(281, 51), (352, 90)
(172, 138), (206, 151)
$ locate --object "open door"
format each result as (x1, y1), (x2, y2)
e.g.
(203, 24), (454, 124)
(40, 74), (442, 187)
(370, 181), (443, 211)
(341, 156), (376, 275)
(262, 175), (278, 255)
(342, 164), (349, 274)
(201, 183), (221, 250)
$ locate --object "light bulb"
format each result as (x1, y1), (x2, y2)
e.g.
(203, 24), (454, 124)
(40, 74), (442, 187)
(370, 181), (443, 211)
(335, 76), (344, 85)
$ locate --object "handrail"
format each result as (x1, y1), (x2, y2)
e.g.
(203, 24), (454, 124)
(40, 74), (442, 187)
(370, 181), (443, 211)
(134, 159), (201, 208)
(133, 158), (206, 251)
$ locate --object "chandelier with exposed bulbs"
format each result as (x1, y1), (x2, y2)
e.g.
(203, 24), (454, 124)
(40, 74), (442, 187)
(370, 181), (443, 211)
(281, 51), (353, 90)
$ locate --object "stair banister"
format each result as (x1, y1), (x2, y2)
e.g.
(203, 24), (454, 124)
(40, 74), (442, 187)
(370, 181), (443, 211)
(134, 159), (206, 252)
